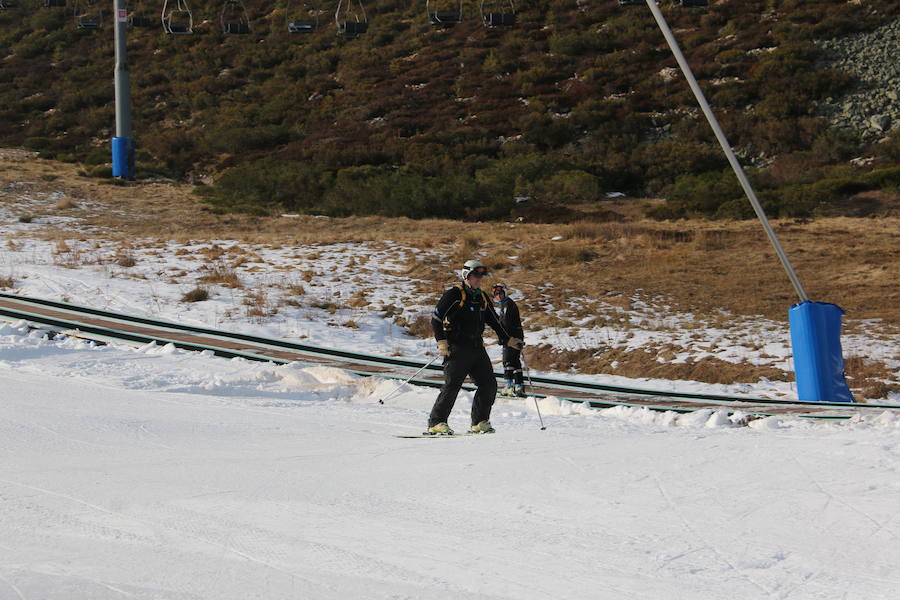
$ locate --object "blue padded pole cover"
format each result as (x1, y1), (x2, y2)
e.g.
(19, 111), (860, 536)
(789, 301), (854, 403)
(111, 137), (135, 178)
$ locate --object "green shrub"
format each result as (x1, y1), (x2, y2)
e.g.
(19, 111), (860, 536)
(714, 199), (756, 220)
(83, 147), (109, 167)
(860, 166), (900, 190)
(526, 169), (601, 204)
(775, 172), (891, 217)
(660, 169), (744, 218)
(87, 165), (113, 178)
(200, 159), (327, 216)
(0, 0), (896, 220)
(205, 126), (291, 154)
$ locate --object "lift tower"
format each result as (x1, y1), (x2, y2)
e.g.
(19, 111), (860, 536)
(112, 0), (135, 178)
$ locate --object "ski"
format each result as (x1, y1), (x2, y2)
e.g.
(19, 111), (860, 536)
(394, 432), (496, 438)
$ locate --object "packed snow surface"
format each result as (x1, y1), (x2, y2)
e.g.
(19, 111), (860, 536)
(2, 323), (900, 599)
(2, 171), (899, 597)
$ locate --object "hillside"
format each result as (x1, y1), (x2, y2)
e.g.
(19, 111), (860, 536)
(1, 0), (898, 220)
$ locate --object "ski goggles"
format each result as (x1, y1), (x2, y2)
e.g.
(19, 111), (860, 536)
(470, 268), (488, 277)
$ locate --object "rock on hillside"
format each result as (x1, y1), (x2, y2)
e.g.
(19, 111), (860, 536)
(817, 18), (900, 137)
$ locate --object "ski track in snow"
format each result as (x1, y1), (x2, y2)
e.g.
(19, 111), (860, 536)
(0, 329), (900, 598)
(2, 188), (900, 597)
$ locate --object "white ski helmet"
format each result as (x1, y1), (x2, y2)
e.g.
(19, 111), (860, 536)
(461, 259), (488, 281)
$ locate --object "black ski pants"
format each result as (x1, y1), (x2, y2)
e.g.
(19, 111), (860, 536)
(502, 346), (524, 385)
(429, 344), (497, 427)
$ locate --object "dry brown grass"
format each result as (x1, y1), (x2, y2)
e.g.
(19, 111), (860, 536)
(181, 287), (209, 303)
(844, 356), (900, 401)
(519, 240), (598, 268)
(116, 255), (137, 267)
(525, 344), (792, 384)
(55, 196), (78, 210)
(2, 150), (897, 394)
(243, 287), (277, 320)
(198, 266), (242, 288)
(4, 152), (896, 325)
(347, 290), (370, 308)
(404, 314), (433, 339)
(0, 276), (14, 289)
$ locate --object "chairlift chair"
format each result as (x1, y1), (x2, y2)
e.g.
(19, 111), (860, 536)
(617, 0), (642, 5)
(221, 0), (250, 34)
(286, 0), (319, 33)
(128, 0), (155, 26)
(675, 0), (708, 6)
(480, 0), (514, 27)
(73, 0), (102, 29)
(162, 0), (193, 34)
(43, 0), (67, 7)
(427, 0), (462, 28)
(0, 0), (20, 10)
(335, 0), (367, 37)
(130, 16), (156, 26)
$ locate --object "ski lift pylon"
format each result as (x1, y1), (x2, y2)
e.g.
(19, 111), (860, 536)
(427, 0), (462, 27)
(221, 0), (250, 34)
(480, 0), (515, 27)
(286, 0), (319, 34)
(335, 0), (367, 37)
(162, 0), (193, 34)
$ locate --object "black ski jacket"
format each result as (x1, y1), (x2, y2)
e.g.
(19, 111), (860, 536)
(496, 296), (524, 340)
(431, 283), (508, 348)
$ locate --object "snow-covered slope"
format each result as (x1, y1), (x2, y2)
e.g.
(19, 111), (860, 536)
(2, 324), (899, 599)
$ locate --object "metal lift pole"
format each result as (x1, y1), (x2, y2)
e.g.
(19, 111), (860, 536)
(644, 0), (808, 302)
(112, 0), (136, 178)
(644, 1), (857, 404)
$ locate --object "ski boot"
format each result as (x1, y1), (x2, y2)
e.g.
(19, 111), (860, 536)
(499, 381), (516, 397)
(468, 420), (495, 434)
(426, 422), (454, 436)
(514, 384), (527, 398)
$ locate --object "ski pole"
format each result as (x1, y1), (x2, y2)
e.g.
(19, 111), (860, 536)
(377, 354), (440, 405)
(520, 350), (546, 430)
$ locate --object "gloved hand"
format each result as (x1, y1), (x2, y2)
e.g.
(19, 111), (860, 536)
(437, 339), (450, 356)
(507, 337), (525, 350)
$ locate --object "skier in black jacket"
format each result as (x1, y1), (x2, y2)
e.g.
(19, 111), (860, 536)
(492, 283), (527, 397)
(427, 259), (524, 435)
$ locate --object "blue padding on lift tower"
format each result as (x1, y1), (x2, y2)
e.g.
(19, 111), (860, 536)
(789, 301), (854, 403)
(111, 136), (135, 178)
